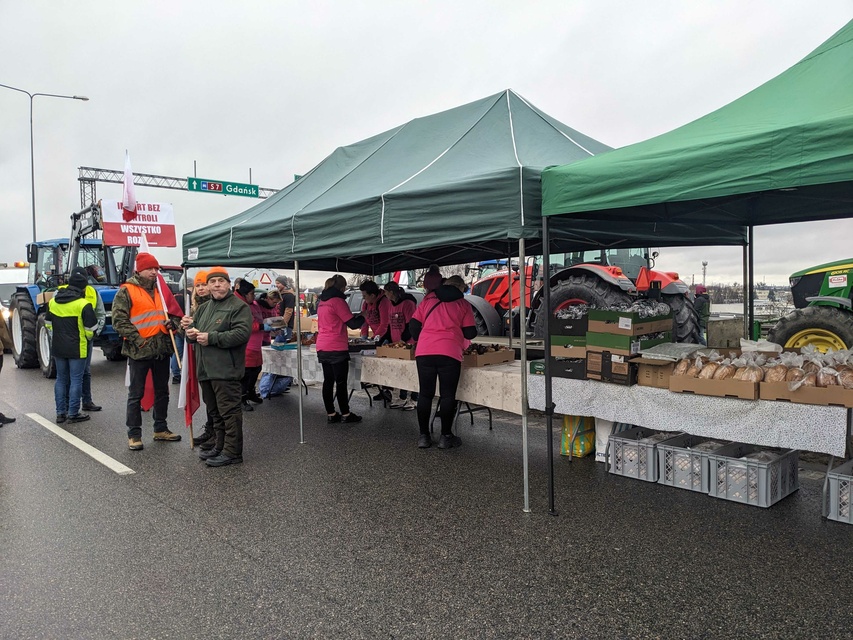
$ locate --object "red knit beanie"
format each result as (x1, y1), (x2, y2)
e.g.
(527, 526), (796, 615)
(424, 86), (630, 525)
(135, 252), (160, 272)
(423, 267), (443, 292)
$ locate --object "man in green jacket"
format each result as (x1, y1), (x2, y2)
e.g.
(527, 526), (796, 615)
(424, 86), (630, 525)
(182, 267), (252, 467)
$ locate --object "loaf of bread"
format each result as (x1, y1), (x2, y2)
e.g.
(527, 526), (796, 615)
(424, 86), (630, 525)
(733, 367), (746, 381)
(803, 361), (821, 375)
(698, 362), (719, 379)
(764, 364), (789, 383)
(741, 366), (764, 383)
(685, 365), (701, 378)
(839, 369), (853, 389)
(802, 373), (817, 387)
(673, 359), (692, 376)
(785, 368), (806, 383)
(817, 370), (839, 387)
(712, 364), (737, 380)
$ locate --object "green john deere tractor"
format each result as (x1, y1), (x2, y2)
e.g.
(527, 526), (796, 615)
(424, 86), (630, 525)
(768, 258), (853, 351)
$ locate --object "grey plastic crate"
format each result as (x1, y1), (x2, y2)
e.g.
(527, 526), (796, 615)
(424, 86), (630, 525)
(826, 459), (853, 524)
(706, 443), (799, 508)
(657, 435), (729, 493)
(608, 427), (682, 482)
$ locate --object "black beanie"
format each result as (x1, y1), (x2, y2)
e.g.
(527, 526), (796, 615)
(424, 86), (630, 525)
(237, 279), (255, 296)
(68, 269), (88, 291)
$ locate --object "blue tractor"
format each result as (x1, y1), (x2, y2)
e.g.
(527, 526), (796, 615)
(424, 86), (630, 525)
(9, 204), (137, 377)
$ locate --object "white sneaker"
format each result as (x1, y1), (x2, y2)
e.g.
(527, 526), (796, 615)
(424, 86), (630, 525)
(401, 398), (417, 411)
(389, 399), (406, 409)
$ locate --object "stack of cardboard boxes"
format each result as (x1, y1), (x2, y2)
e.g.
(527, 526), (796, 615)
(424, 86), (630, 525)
(585, 308), (672, 385)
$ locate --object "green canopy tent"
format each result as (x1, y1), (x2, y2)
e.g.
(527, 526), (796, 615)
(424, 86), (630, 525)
(538, 19), (853, 513)
(183, 90), (612, 272)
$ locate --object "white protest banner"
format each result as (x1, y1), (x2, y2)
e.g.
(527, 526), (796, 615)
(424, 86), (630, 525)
(101, 199), (177, 247)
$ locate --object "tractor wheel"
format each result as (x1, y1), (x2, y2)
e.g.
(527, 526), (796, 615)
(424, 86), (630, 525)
(36, 315), (56, 378)
(10, 292), (38, 369)
(662, 293), (702, 344)
(102, 343), (126, 361)
(768, 306), (853, 352)
(532, 274), (631, 338)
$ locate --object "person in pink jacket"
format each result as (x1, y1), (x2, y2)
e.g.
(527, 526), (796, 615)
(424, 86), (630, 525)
(383, 281), (419, 410)
(410, 275), (477, 449)
(359, 280), (392, 341)
(317, 274), (366, 423)
(235, 280), (266, 410)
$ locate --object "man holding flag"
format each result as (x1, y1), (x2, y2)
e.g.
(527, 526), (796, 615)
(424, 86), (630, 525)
(112, 251), (183, 451)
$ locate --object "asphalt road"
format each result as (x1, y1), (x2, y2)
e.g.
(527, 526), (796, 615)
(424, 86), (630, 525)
(1, 352), (852, 639)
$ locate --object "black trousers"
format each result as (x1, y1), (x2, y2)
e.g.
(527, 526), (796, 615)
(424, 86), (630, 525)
(415, 355), (462, 436)
(241, 365), (262, 399)
(126, 356), (170, 438)
(321, 361), (350, 415)
(200, 379), (243, 457)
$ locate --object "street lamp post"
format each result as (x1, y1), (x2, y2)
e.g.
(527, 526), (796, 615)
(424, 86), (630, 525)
(0, 83), (88, 242)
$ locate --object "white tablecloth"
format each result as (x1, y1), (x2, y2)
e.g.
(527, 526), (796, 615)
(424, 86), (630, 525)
(360, 356), (523, 415)
(262, 346), (364, 392)
(527, 375), (849, 457)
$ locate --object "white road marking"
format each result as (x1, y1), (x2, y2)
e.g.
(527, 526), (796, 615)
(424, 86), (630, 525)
(27, 413), (136, 476)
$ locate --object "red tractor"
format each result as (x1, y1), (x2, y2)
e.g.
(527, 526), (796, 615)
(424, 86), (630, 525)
(465, 248), (701, 343)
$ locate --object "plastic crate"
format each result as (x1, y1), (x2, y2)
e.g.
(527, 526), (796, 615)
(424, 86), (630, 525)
(607, 427), (682, 482)
(826, 458), (853, 524)
(706, 443), (799, 508)
(657, 435), (728, 493)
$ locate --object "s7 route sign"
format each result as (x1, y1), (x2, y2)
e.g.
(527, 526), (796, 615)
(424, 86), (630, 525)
(187, 177), (259, 198)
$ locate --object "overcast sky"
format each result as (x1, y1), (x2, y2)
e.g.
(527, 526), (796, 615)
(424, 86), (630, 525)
(1, 1), (850, 288)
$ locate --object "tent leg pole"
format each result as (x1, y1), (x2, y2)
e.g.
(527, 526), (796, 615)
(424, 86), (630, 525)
(742, 244), (749, 339)
(748, 226), (755, 339)
(519, 238), (530, 513)
(543, 218), (557, 516)
(295, 262), (305, 445)
(507, 248), (513, 349)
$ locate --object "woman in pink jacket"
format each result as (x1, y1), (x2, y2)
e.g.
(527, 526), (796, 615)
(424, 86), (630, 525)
(383, 281), (419, 410)
(409, 275), (477, 449)
(316, 274), (366, 423)
(235, 280), (266, 410)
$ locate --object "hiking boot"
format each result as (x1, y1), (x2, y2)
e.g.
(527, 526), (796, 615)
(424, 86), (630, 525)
(342, 412), (362, 423)
(327, 413), (342, 424)
(0, 413), (15, 425)
(247, 394), (263, 405)
(417, 434), (433, 449)
(205, 453), (243, 467)
(56, 414), (67, 424)
(153, 430), (181, 442)
(438, 434), (462, 450)
(242, 400), (254, 412)
(128, 437), (144, 451)
(192, 430), (214, 446)
(401, 398), (417, 411)
(198, 448), (221, 460)
(172, 376), (181, 385)
(68, 413), (90, 423)
(82, 403), (102, 412)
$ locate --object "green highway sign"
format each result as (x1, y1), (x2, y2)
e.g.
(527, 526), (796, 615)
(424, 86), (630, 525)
(187, 177), (259, 198)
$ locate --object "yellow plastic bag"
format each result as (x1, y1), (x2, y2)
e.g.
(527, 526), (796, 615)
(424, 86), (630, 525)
(561, 415), (595, 457)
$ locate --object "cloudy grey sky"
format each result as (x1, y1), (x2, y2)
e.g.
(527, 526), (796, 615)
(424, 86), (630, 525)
(1, 1), (850, 287)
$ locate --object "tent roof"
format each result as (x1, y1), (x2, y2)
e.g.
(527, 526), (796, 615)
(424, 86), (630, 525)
(183, 90), (612, 271)
(541, 19), (853, 244)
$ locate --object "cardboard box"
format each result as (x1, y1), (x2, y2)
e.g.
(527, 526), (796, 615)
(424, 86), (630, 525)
(634, 358), (676, 389)
(549, 314), (588, 337)
(588, 308), (672, 330)
(587, 317), (672, 337)
(759, 382), (853, 408)
(462, 349), (515, 368)
(375, 345), (416, 360)
(551, 334), (587, 347)
(550, 344), (587, 359)
(550, 356), (587, 380)
(585, 331), (672, 356)
(586, 350), (638, 386)
(669, 376), (758, 400)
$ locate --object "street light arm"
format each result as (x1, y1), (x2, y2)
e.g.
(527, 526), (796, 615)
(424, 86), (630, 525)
(32, 92), (89, 101)
(0, 82), (33, 98)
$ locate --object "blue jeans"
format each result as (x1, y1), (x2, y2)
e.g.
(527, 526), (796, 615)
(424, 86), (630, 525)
(170, 332), (185, 378)
(55, 357), (87, 417)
